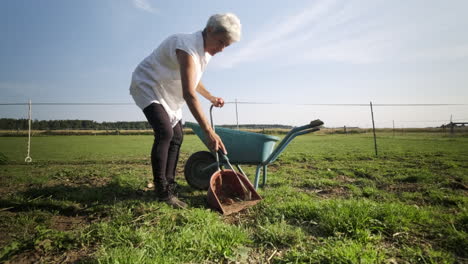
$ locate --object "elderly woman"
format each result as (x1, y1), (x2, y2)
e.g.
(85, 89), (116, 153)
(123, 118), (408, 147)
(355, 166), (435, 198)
(130, 13), (241, 208)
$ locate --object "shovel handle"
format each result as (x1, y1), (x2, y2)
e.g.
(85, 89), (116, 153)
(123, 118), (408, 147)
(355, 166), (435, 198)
(210, 105), (215, 129)
(216, 150), (234, 170)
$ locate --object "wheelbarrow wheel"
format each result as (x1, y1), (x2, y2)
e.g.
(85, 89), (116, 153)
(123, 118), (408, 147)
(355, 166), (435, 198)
(184, 151), (217, 190)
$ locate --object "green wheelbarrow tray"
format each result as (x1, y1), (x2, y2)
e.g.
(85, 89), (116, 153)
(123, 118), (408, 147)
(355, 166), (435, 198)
(184, 107), (324, 190)
(188, 123), (280, 164)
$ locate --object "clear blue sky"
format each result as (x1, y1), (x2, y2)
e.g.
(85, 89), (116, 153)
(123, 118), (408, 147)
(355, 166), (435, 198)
(1, 0), (467, 127)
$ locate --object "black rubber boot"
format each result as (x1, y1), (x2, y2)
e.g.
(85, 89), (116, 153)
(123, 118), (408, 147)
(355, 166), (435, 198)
(163, 196), (188, 209)
(156, 184), (187, 209)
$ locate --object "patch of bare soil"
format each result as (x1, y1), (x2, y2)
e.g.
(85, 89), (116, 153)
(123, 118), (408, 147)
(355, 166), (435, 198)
(246, 248), (287, 264)
(4, 250), (42, 264)
(266, 163), (281, 172)
(1, 211), (98, 263)
(223, 212), (244, 225)
(316, 186), (350, 198)
(50, 215), (89, 232)
(446, 180), (468, 191)
(298, 163), (318, 171)
(0, 183), (33, 197)
(383, 183), (422, 193)
(335, 175), (356, 183)
(54, 175), (111, 188)
(300, 186), (350, 198)
(222, 206), (259, 227)
(5, 247), (96, 264)
(0, 211), (16, 248)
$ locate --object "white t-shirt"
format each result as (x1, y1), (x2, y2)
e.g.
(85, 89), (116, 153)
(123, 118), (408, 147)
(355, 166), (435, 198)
(130, 31), (211, 127)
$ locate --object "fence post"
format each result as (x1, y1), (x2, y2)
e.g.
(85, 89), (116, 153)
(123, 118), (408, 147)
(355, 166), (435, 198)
(25, 99), (33, 163)
(235, 98), (239, 130)
(450, 115), (454, 135)
(370, 101), (378, 156)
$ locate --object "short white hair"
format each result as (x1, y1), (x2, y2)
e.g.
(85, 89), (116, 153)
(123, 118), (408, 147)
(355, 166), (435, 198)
(205, 13), (242, 42)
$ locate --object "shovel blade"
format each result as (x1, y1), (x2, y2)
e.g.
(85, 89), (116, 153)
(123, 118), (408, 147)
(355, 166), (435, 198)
(207, 169), (262, 215)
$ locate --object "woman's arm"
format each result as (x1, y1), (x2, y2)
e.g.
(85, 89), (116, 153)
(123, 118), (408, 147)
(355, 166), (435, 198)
(196, 81), (213, 101)
(176, 49), (227, 154)
(196, 82), (224, 107)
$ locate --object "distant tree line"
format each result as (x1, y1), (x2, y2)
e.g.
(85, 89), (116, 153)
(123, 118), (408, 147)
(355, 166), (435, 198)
(0, 118), (293, 130)
(0, 118), (152, 130)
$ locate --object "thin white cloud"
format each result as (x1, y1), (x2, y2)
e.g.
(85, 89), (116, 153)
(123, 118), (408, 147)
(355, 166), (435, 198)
(0, 81), (49, 101)
(410, 45), (468, 62)
(214, 0), (341, 67)
(133, 0), (158, 14)
(213, 0), (468, 68)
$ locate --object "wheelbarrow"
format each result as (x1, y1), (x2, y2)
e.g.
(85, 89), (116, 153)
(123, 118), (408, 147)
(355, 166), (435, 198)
(184, 106), (324, 191)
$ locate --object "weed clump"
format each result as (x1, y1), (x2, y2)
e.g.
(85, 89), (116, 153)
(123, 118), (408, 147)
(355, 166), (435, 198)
(279, 238), (386, 264)
(254, 220), (306, 248)
(83, 207), (251, 263)
(258, 198), (429, 240)
(0, 152), (7, 165)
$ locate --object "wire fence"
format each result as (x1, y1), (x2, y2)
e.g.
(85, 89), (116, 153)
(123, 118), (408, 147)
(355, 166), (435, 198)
(1, 100), (467, 131)
(1, 100), (467, 163)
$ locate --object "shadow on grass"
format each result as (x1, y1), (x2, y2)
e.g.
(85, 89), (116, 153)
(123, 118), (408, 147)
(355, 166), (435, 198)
(0, 183), (140, 216)
(177, 184), (210, 209)
(0, 182), (211, 216)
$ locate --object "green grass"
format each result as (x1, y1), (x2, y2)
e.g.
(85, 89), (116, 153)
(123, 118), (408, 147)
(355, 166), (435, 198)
(0, 133), (467, 263)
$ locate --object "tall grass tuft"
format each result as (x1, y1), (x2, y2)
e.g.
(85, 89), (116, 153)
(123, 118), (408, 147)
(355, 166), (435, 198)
(258, 197), (431, 241)
(84, 206), (250, 263)
(0, 152), (7, 165)
(279, 238), (386, 264)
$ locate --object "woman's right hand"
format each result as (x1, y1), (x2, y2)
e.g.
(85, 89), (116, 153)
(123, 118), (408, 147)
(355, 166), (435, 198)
(206, 129), (227, 154)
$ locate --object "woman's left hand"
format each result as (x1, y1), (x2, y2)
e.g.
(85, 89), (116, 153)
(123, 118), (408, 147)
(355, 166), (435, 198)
(211, 97), (225, 107)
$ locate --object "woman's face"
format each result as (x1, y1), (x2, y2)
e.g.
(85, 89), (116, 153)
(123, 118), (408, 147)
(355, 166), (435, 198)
(204, 28), (233, 56)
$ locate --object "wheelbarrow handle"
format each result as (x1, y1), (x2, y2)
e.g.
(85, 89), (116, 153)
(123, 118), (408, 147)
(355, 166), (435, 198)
(310, 119), (324, 128)
(209, 105), (216, 130)
(263, 119), (324, 165)
(211, 106), (234, 171)
(298, 127), (320, 135)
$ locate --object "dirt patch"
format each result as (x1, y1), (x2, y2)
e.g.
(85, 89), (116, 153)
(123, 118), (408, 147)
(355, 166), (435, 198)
(5, 247), (96, 264)
(222, 206), (259, 227)
(50, 215), (88, 232)
(383, 183), (422, 193)
(49, 247), (96, 264)
(266, 163), (281, 172)
(5, 250), (42, 264)
(246, 248), (286, 264)
(316, 186), (350, 198)
(446, 181), (468, 190)
(0, 212), (97, 263)
(0, 211), (16, 248)
(300, 186), (350, 198)
(0, 183), (32, 197)
(223, 211), (246, 225)
(335, 175), (356, 183)
(54, 175), (111, 188)
(298, 163), (318, 171)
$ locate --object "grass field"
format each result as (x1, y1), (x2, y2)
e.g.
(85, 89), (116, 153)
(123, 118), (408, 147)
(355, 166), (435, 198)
(0, 133), (467, 263)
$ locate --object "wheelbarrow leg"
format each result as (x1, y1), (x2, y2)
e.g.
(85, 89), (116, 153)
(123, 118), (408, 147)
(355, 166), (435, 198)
(262, 165), (267, 187)
(254, 165), (262, 190)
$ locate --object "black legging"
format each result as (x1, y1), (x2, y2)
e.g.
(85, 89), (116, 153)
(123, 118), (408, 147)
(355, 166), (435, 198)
(143, 103), (183, 195)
